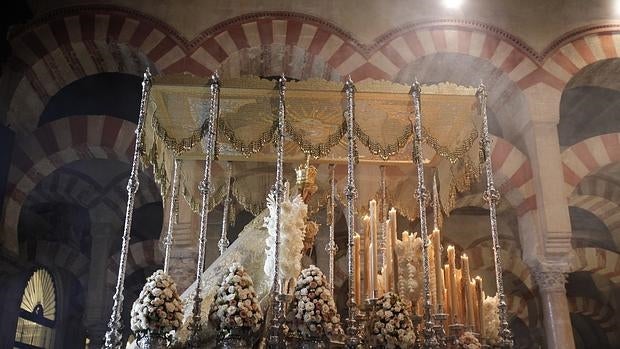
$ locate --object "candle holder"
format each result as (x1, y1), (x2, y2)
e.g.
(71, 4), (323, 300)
(432, 309), (448, 348)
(448, 323), (465, 347)
(364, 298), (380, 348)
(267, 292), (288, 348)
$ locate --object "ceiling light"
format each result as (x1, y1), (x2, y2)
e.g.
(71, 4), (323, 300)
(442, 0), (463, 9)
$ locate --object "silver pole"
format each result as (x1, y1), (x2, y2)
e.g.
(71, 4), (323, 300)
(103, 68), (152, 349)
(188, 72), (220, 346)
(163, 157), (181, 274)
(477, 84), (514, 348)
(267, 74), (287, 348)
(325, 163), (338, 294)
(410, 80), (439, 348)
(218, 161), (233, 255)
(344, 76), (362, 348)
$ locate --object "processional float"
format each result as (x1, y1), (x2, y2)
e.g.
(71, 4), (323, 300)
(102, 68), (514, 349)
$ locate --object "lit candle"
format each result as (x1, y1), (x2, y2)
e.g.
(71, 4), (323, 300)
(353, 233), (361, 304)
(468, 280), (476, 329)
(432, 229), (444, 311)
(389, 208), (398, 291)
(402, 230), (410, 243)
(384, 219), (393, 292)
(456, 268), (463, 323)
(447, 246), (458, 323)
(461, 254), (474, 328)
(444, 264), (451, 322)
(363, 215), (371, 298)
(369, 200), (378, 298)
(475, 276), (484, 336)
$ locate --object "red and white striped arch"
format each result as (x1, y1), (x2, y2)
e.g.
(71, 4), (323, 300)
(369, 23), (538, 84)
(506, 293), (530, 327)
(6, 6), (190, 132)
(568, 296), (618, 345)
(539, 28), (620, 91)
(562, 133), (620, 196)
(106, 239), (163, 286)
(34, 240), (90, 288)
(2, 115), (137, 253)
(453, 136), (535, 216)
(7, 7), (546, 131)
(569, 195), (620, 245)
(25, 169), (161, 222)
(466, 243), (535, 294)
(571, 247), (620, 284)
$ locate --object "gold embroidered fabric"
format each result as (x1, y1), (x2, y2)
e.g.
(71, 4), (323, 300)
(141, 75), (480, 217)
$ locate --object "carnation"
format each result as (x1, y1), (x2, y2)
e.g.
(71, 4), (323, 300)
(264, 183), (308, 291)
(286, 265), (344, 340)
(130, 270), (184, 341)
(395, 232), (423, 310)
(459, 331), (482, 349)
(209, 263), (264, 334)
(370, 292), (416, 348)
(482, 294), (501, 345)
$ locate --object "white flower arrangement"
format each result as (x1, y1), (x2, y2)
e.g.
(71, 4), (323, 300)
(395, 232), (423, 309)
(370, 292), (416, 348)
(130, 270), (184, 341)
(264, 182), (308, 290)
(287, 265), (343, 340)
(459, 331), (482, 349)
(482, 294), (500, 345)
(208, 263), (263, 334)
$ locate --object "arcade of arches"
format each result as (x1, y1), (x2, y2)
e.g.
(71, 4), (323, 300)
(2, 1), (620, 348)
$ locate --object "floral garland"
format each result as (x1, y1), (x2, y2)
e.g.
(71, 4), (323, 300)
(130, 270), (184, 342)
(370, 292), (416, 348)
(482, 294), (500, 345)
(459, 331), (482, 349)
(264, 183), (308, 290)
(395, 232), (423, 308)
(208, 263), (263, 334)
(286, 265), (344, 340)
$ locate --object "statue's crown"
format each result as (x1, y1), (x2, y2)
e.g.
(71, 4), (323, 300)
(295, 161), (318, 186)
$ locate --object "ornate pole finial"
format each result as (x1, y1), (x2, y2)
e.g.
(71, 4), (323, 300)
(187, 73), (221, 347)
(104, 68), (152, 349)
(410, 79), (439, 349)
(476, 82), (513, 348)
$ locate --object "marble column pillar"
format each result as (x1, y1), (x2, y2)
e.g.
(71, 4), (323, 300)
(84, 221), (113, 348)
(532, 264), (575, 349)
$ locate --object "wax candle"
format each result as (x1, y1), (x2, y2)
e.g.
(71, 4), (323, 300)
(461, 254), (474, 327)
(444, 264), (451, 322)
(363, 215), (371, 298)
(447, 246), (458, 323)
(432, 229), (444, 310)
(475, 276), (484, 336)
(353, 233), (361, 304)
(389, 208), (398, 291)
(468, 280), (476, 329)
(384, 219), (393, 292)
(369, 200), (378, 298)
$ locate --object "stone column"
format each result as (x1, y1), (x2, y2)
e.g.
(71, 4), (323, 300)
(532, 263), (575, 349)
(84, 221), (114, 348)
(518, 85), (575, 348)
